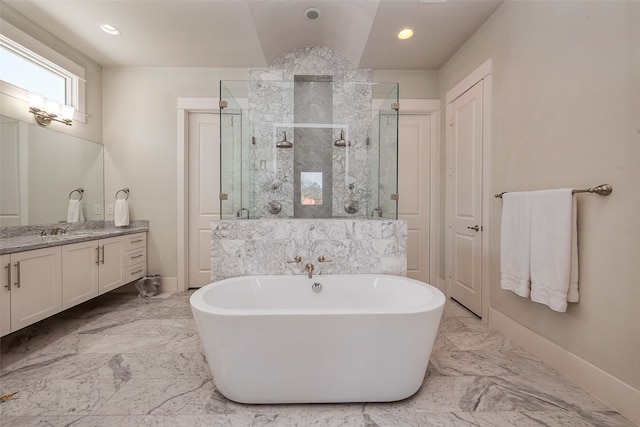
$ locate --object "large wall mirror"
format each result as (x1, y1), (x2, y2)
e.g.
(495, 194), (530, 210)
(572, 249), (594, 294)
(0, 115), (104, 226)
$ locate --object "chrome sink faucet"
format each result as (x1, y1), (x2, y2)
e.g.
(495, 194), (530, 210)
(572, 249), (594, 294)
(305, 263), (314, 279)
(50, 227), (67, 235)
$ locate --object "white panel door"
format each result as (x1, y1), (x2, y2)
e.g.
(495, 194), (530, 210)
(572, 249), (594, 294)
(448, 80), (483, 316)
(398, 114), (431, 283)
(188, 113), (220, 287)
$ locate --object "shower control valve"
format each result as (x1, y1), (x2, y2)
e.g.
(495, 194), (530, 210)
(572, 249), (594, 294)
(287, 256), (302, 264)
(317, 256), (332, 263)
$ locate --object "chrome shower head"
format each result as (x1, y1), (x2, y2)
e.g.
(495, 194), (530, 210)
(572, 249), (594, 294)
(276, 131), (293, 149)
(334, 130), (351, 147)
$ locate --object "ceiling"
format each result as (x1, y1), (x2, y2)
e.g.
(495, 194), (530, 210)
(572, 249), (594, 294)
(3, 0), (504, 70)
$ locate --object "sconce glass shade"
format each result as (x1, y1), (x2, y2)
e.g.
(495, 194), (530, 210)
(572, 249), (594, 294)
(28, 93), (44, 109)
(45, 99), (61, 116)
(61, 104), (75, 121)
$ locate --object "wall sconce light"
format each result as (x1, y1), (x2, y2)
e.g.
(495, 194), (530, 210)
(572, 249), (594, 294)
(28, 93), (74, 126)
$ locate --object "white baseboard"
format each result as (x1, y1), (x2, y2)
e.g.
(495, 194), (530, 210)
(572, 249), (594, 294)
(489, 308), (640, 425)
(159, 276), (178, 293)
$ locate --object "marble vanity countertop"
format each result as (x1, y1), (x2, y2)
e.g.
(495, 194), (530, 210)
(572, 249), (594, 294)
(0, 220), (149, 255)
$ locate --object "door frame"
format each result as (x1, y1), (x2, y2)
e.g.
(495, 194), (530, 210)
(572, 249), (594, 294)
(445, 59), (493, 320)
(177, 97), (219, 292)
(399, 99), (442, 291)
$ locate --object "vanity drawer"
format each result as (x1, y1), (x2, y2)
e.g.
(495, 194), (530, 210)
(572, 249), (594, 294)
(125, 247), (146, 267)
(126, 263), (146, 282)
(125, 233), (146, 251)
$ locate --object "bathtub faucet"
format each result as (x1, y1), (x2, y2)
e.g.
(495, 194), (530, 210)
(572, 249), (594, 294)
(305, 263), (314, 279)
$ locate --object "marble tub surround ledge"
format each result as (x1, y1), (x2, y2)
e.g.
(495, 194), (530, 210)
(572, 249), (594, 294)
(0, 220), (149, 254)
(211, 219), (406, 282)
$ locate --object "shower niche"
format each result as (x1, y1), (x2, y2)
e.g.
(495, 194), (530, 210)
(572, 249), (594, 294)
(219, 77), (398, 220)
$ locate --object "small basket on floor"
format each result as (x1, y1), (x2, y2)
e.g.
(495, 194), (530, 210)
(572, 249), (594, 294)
(135, 274), (161, 297)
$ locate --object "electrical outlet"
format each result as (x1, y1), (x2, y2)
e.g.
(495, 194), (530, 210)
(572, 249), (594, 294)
(107, 204), (114, 215)
(94, 204), (102, 215)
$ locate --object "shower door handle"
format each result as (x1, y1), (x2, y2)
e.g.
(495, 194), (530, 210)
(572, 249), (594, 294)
(467, 225), (480, 232)
(237, 208), (249, 219)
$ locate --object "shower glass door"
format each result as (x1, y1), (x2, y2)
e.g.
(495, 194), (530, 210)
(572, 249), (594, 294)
(367, 83), (399, 220)
(219, 81), (252, 219)
(378, 83), (399, 220)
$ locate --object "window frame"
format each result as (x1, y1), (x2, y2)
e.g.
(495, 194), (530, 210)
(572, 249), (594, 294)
(0, 19), (86, 123)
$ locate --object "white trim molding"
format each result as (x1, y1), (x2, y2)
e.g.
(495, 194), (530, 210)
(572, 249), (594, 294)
(444, 58), (493, 320)
(399, 99), (442, 290)
(490, 308), (640, 425)
(177, 97), (219, 291)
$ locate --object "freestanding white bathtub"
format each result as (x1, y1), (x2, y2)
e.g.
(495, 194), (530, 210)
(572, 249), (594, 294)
(190, 274), (445, 404)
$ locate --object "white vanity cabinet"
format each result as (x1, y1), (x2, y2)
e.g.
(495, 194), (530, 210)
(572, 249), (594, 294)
(124, 233), (147, 284)
(1, 254), (11, 336)
(98, 236), (127, 295)
(62, 233), (147, 309)
(6, 247), (63, 333)
(1, 230), (148, 337)
(62, 240), (100, 309)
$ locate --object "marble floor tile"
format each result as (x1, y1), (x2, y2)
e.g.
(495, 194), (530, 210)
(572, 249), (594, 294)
(471, 410), (637, 427)
(429, 348), (559, 378)
(0, 378), (122, 416)
(251, 411), (365, 427)
(1, 291), (635, 426)
(139, 413), (255, 426)
(365, 410), (479, 427)
(94, 378), (215, 415)
(2, 415), (146, 427)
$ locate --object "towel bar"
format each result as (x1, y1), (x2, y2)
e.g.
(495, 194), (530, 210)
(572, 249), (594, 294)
(495, 184), (612, 198)
(116, 188), (130, 200)
(68, 188), (84, 200)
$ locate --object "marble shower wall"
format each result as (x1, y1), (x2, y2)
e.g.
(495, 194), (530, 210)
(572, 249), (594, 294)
(248, 46), (373, 218)
(211, 219), (407, 282)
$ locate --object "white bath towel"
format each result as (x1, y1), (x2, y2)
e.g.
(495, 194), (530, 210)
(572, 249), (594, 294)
(500, 191), (534, 297)
(114, 199), (129, 227)
(530, 189), (578, 312)
(66, 199), (85, 223)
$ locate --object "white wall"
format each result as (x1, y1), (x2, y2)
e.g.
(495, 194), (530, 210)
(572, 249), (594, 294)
(373, 70), (439, 99)
(102, 67), (249, 287)
(439, 0), (640, 401)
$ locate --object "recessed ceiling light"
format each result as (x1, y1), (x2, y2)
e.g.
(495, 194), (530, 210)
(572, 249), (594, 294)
(397, 28), (414, 40)
(99, 23), (121, 36)
(304, 7), (321, 21)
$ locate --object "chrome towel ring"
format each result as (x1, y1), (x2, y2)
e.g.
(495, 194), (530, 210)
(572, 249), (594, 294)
(68, 188), (84, 201)
(115, 188), (130, 200)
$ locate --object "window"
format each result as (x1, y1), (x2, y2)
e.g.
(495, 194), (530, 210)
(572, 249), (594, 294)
(0, 19), (85, 121)
(0, 45), (67, 104)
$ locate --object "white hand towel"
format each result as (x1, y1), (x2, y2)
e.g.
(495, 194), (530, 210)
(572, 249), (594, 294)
(530, 189), (578, 312)
(114, 199), (129, 227)
(500, 191), (534, 297)
(66, 199), (84, 223)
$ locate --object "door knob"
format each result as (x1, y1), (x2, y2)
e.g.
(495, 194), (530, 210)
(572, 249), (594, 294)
(467, 225), (480, 232)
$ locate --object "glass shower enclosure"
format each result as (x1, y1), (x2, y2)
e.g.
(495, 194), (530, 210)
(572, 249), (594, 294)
(219, 79), (398, 220)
